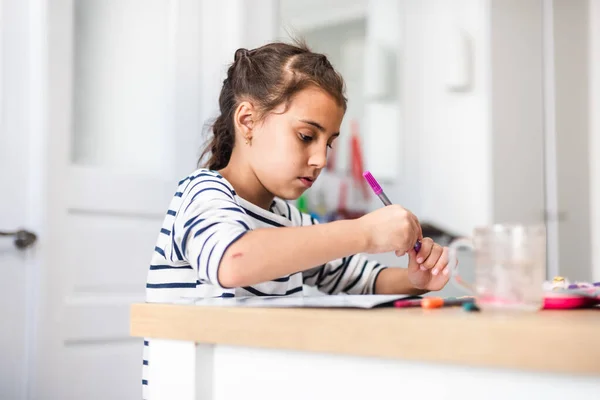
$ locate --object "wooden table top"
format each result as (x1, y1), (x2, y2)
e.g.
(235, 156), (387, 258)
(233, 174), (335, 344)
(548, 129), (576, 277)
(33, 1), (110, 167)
(131, 303), (600, 376)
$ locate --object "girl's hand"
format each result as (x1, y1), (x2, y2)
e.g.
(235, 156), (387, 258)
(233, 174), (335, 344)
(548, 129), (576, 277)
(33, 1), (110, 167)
(358, 205), (422, 256)
(407, 237), (451, 291)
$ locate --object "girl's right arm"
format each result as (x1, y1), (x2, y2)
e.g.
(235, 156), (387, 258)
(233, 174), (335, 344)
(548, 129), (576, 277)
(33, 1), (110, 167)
(217, 205), (421, 288)
(176, 174), (420, 290)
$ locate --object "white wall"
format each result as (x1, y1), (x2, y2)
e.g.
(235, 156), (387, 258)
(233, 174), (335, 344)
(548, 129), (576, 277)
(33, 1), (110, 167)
(490, 0), (546, 227)
(399, 0), (492, 237)
(363, 0), (402, 184)
(386, 0), (548, 240)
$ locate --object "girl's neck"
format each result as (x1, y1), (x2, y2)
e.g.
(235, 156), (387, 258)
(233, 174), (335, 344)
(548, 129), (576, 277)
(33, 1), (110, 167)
(219, 159), (274, 211)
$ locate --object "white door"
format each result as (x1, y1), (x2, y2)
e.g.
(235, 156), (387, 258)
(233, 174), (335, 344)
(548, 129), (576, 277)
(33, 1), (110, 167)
(35, 1), (208, 398)
(25, 1), (277, 399)
(36, 0), (200, 398)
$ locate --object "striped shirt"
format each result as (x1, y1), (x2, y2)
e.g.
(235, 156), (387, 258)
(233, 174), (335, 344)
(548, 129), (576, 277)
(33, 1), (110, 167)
(145, 168), (387, 302)
(142, 168), (387, 397)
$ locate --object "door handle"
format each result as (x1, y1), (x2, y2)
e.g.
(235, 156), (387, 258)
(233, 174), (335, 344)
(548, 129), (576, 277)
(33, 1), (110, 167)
(0, 229), (37, 250)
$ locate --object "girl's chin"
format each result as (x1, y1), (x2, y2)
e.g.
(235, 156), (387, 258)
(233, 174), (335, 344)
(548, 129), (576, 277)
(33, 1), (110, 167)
(276, 187), (307, 201)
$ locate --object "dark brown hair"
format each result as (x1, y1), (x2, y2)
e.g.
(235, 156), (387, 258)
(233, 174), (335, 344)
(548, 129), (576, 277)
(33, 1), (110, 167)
(199, 40), (347, 170)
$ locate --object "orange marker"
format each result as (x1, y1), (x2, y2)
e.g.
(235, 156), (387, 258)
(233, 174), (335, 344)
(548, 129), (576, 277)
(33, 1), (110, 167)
(421, 297), (474, 309)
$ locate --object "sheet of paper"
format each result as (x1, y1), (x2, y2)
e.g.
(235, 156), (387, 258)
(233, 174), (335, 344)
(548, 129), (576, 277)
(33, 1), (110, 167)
(184, 294), (413, 309)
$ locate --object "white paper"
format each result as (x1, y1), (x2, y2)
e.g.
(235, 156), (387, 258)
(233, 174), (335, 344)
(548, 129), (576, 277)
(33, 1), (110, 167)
(184, 294), (412, 309)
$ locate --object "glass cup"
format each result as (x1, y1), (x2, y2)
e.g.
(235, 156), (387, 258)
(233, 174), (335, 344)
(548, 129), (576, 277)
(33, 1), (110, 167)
(449, 224), (547, 311)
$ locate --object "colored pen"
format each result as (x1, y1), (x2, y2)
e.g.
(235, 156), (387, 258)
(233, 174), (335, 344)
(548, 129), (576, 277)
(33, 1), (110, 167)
(421, 297), (474, 309)
(393, 298), (423, 308)
(394, 297), (475, 309)
(363, 171), (421, 253)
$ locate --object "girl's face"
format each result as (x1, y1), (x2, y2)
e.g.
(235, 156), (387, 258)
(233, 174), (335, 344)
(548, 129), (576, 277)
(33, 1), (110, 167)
(249, 86), (344, 200)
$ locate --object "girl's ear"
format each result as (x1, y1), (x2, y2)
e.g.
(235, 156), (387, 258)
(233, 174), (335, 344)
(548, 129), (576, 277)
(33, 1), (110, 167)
(234, 101), (255, 143)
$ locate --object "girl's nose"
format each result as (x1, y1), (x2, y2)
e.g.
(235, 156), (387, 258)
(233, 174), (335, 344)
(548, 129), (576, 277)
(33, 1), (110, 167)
(308, 145), (327, 169)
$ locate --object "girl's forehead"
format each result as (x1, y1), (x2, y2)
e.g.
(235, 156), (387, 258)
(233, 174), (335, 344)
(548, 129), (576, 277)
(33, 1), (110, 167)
(290, 86), (340, 108)
(285, 88), (344, 125)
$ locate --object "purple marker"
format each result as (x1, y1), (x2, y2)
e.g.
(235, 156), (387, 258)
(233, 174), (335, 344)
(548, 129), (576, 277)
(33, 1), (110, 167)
(363, 170), (421, 253)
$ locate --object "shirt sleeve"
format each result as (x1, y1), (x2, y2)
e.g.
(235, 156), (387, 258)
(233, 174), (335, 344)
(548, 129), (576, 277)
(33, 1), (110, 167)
(173, 173), (252, 288)
(294, 208), (388, 295)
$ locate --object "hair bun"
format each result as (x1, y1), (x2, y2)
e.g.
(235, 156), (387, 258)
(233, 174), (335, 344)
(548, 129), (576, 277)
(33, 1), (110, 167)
(234, 48), (249, 63)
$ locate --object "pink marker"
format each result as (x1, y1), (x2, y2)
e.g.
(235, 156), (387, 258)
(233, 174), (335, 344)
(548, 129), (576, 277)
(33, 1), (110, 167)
(363, 170), (422, 253)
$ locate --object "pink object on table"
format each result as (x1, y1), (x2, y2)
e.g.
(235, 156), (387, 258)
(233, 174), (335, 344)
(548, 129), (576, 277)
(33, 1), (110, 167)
(543, 292), (600, 310)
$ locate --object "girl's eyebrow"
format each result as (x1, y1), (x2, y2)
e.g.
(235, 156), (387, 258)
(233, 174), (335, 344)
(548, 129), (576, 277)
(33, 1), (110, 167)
(299, 119), (340, 136)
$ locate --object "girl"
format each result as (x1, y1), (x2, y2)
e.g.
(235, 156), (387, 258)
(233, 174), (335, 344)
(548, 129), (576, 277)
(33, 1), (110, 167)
(142, 40), (451, 397)
(145, 41), (451, 303)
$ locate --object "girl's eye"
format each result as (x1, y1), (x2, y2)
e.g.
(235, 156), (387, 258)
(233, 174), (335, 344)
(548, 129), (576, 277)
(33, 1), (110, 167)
(299, 133), (313, 142)
(327, 143), (333, 149)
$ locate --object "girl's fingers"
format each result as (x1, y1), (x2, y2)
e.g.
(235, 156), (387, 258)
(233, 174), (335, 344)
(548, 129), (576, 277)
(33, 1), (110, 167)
(432, 247), (450, 276)
(416, 237), (434, 265)
(422, 243), (443, 271)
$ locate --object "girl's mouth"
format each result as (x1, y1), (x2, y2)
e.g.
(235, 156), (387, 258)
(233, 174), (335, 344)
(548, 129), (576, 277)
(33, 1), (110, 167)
(299, 177), (314, 188)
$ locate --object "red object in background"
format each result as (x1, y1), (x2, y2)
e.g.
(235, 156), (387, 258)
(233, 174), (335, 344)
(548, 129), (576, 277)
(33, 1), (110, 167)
(350, 121), (370, 201)
(338, 180), (347, 211)
(331, 180), (365, 220)
(323, 120), (370, 222)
